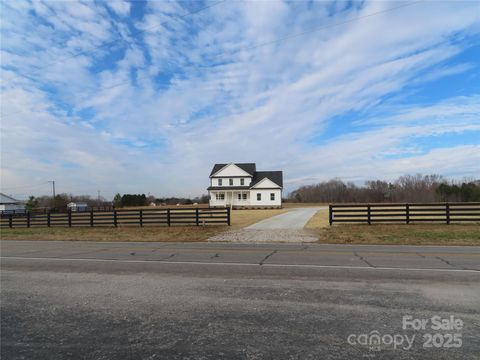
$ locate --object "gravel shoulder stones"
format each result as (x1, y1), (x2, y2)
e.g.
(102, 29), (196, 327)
(208, 229), (318, 243)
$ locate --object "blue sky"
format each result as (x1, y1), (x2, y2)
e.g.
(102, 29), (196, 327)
(1, 0), (479, 199)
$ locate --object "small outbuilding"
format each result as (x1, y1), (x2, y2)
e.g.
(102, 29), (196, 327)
(67, 202), (89, 212)
(0, 193), (26, 213)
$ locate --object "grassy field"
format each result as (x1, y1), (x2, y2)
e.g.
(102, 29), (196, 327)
(0, 226), (223, 242)
(304, 208), (479, 245)
(304, 208), (330, 229)
(0, 208), (285, 242)
(312, 224), (480, 246)
(283, 202), (328, 208)
(229, 209), (287, 229)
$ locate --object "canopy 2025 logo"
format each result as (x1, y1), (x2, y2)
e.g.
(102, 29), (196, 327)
(347, 315), (463, 354)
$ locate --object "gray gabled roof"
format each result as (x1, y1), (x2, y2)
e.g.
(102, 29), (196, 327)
(250, 171), (283, 188)
(210, 163), (256, 177)
(0, 193), (20, 204)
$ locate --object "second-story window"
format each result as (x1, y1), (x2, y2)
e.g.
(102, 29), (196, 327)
(218, 179), (222, 186)
(240, 178), (244, 185)
(229, 178), (233, 185)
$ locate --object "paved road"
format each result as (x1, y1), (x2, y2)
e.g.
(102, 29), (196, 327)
(2, 240), (480, 271)
(1, 240), (480, 359)
(247, 207), (324, 229)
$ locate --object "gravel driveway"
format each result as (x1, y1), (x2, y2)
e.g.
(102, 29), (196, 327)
(247, 207), (324, 229)
(209, 207), (324, 243)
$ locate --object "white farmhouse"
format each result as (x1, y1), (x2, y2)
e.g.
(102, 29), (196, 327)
(0, 193), (26, 213)
(208, 163), (283, 208)
(67, 202), (89, 212)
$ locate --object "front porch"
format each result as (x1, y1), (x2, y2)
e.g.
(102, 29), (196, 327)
(209, 190), (251, 207)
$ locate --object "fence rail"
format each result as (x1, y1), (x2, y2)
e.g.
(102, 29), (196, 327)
(0, 206), (115, 216)
(329, 202), (480, 225)
(0, 208), (230, 228)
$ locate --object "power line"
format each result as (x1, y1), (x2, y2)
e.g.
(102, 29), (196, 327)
(70, 1), (424, 94)
(11, 0), (228, 79)
(213, 0), (423, 59)
(1, 1), (423, 119)
(0, 182), (50, 191)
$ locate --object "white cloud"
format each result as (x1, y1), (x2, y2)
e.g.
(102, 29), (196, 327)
(106, 1), (131, 17)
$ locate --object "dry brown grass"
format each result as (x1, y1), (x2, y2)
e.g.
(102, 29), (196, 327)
(229, 209), (287, 229)
(304, 209), (330, 229)
(283, 202), (328, 208)
(120, 204), (210, 210)
(313, 224), (480, 246)
(0, 226), (225, 242)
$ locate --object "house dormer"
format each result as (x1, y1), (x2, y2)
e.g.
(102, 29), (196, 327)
(209, 163), (256, 187)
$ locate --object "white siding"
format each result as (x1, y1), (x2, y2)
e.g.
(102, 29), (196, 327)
(0, 204), (26, 212)
(250, 189), (282, 206)
(211, 177), (251, 187)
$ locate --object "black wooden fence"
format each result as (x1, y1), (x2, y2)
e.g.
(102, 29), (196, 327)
(329, 202), (480, 225)
(0, 208), (230, 228)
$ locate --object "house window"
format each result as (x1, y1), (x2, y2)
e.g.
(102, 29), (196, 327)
(229, 178), (233, 186)
(242, 194), (247, 200)
(270, 193), (275, 201)
(257, 193), (261, 201)
(237, 193), (242, 200)
(216, 193), (225, 200)
(240, 178), (244, 185)
(218, 179), (222, 186)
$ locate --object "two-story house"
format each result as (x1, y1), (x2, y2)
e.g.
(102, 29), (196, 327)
(207, 163), (283, 208)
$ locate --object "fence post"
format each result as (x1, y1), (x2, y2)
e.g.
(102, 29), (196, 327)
(9, 214), (13, 228)
(140, 209), (143, 227)
(329, 205), (333, 225)
(367, 204), (371, 225)
(406, 203), (410, 225)
(167, 209), (171, 226)
(114, 210), (117, 227)
(47, 211), (51, 227)
(68, 209), (72, 227)
(446, 203), (450, 225)
(195, 208), (199, 226)
(90, 209), (94, 227)
(227, 207), (231, 226)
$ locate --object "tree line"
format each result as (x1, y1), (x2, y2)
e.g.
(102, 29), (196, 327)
(112, 194), (210, 207)
(24, 193), (210, 210)
(25, 193), (110, 210)
(288, 174), (480, 203)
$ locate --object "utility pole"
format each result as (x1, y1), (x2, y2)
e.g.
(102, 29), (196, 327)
(48, 180), (55, 198)
(48, 180), (55, 208)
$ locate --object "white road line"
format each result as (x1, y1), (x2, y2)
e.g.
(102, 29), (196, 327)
(1, 256), (479, 273)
